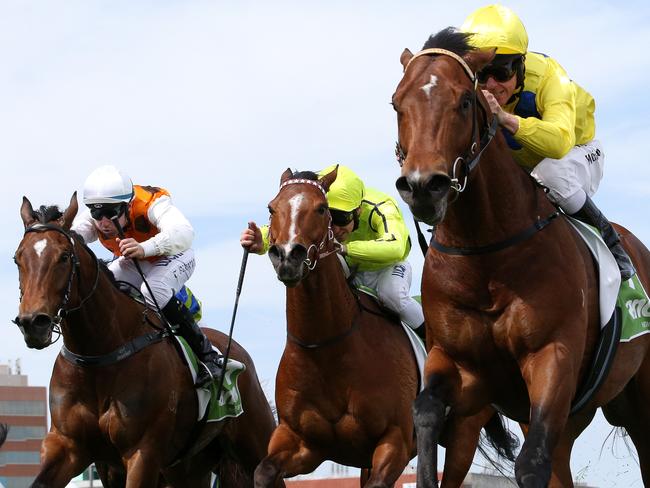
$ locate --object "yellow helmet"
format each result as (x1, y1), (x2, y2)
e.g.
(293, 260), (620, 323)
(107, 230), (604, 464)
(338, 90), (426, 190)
(319, 164), (364, 212)
(461, 4), (528, 55)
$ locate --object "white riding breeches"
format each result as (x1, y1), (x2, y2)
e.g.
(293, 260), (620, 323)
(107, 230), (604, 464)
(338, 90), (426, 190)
(108, 249), (196, 308)
(530, 139), (604, 214)
(353, 260), (424, 329)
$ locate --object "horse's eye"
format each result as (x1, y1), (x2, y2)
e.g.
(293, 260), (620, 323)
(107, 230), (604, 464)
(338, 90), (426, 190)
(60, 252), (70, 263)
(268, 205), (275, 216)
(318, 205), (327, 215)
(461, 95), (472, 111)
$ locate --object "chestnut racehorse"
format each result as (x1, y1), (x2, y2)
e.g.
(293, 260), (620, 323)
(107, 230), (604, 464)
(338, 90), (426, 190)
(392, 29), (650, 487)
(14, 194), (283, 488)
(253, 168), (423, 488)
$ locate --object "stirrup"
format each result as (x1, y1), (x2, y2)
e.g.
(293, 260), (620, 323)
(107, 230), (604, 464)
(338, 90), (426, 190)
(194, 359), (223, 388)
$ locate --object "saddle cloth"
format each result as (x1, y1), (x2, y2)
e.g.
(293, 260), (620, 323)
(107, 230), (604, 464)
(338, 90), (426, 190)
(174, 334), (246, 422)
(567, 217), (650, 340)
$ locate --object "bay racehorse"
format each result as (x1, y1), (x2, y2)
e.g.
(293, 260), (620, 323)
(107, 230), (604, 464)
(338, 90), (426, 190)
(392, 28), (650, 487)
(253, 167), (424, 488)
(14, 194), (283, 488)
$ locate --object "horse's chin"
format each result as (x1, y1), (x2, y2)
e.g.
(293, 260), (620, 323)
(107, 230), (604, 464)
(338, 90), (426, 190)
(24, 336), (50, 350)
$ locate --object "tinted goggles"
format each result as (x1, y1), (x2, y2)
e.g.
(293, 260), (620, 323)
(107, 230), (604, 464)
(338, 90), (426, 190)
(88, 204), (124, 221)
(330, 209), (355, 227)
(477, 57), (521, 84)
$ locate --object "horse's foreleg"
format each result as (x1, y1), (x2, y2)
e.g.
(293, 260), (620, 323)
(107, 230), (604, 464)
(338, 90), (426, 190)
(30, 432), (90, 488)
(254, 424), (320, 488)
(364, 426), (411, 488)
(516, 345), (576, 488)
(124, 450), (162, 488)
(414, 349), (460, 488)
(439, 407), (495, 488)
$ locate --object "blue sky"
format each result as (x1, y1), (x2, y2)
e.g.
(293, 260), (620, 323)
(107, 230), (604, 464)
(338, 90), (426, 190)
(1, 1), (649, 485)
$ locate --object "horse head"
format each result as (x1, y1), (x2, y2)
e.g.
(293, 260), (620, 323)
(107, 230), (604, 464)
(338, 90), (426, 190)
(266, 167), (338, 287)
(13, 193), (86, 349)
(392, 28), (495, 225)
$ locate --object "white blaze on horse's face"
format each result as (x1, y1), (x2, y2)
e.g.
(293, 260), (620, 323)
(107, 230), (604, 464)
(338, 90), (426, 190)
(33, 239), (47, 258)
(285, 193), (304, 254)
(420, 75), (438, 98)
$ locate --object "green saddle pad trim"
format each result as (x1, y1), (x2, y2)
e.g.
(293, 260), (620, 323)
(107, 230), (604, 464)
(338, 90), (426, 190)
(619, 274), (650, 342)
(175, 336), (245, 421)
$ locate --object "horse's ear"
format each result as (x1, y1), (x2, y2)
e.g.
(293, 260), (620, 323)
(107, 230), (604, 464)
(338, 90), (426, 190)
(280, 168), (293, 185)
(400, 48), (414, 70)
(319, 165), (338, 192)
(464, 48), (496, 75)
(20, 196), (36, 229)
(61, 192), (78, 230)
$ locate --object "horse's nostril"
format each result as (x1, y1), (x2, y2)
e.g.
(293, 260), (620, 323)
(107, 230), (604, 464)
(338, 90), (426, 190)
(427, 175), (451, 193)
(395, 176), (412, 193)
(288, 245), (307, 264)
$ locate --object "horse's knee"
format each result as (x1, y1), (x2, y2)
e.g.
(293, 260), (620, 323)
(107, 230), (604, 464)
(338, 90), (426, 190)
(254, 458), (280, 488)
(413, 386), (445, 431)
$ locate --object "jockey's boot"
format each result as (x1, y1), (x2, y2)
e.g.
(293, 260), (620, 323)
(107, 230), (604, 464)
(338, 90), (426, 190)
(162, 296), (224, 388)
(570, 196), (636, 281)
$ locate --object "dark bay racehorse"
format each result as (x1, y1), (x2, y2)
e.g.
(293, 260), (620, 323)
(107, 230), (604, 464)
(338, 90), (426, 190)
(392, 29), (650, 487)
(253, 168), (422, 488)
(14, 194), (282, 488)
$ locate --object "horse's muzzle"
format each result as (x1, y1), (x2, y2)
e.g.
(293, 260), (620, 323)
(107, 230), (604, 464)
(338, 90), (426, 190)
(268, 243), (309, 287)
(396, 172), (451, 225)
(13, 313), (54, 349)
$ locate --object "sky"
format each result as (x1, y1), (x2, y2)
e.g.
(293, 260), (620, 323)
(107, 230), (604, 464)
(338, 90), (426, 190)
(1, 0), (649, 485)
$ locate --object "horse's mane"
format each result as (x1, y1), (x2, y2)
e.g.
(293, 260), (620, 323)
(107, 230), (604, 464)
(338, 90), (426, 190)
(422, 27), (475, 57)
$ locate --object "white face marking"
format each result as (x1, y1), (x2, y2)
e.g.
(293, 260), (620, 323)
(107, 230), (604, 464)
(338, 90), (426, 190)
(420, 74), (438, 98)
(284, 194), (304, 255)
(33, 238), (47, 257)
(409, 170), (424, 183)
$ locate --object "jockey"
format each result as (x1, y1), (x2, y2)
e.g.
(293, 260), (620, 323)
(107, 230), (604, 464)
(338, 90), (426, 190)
(72, 165), (222, 387)
(240, 164), (426, 340)
(461, 4), (635, 280)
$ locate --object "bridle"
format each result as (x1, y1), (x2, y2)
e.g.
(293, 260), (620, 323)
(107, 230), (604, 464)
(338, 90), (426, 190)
(14, 223), (100, 344)
(395, 48), (499, 195)
(270, 178), (340, 272)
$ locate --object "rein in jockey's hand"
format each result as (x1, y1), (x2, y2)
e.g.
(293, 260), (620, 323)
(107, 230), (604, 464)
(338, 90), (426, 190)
(117, 237), (145, 259)
(481, 89), (520, 134)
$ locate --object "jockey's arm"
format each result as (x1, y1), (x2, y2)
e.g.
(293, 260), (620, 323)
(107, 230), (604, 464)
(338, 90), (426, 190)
(70, 209), (99, 244)
(346, 201), (410, 268)
(141, 195), (195, 257)
(512, 68), (577, 160)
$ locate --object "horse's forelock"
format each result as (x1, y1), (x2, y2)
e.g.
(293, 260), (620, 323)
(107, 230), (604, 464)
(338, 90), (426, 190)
(422, 27), (475, 57)
(291, 170), (319, 181)
(35, 205), (63, 224)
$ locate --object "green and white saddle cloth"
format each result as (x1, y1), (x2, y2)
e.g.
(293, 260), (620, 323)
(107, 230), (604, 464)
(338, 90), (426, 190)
(174, 335), (246, 422)
(568, 217), (650, 341)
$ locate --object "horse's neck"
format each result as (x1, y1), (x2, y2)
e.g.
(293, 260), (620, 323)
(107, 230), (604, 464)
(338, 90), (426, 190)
(286, 255), (358, 341)
(62, 267), (148, 355)
(436, 139), (549, 246)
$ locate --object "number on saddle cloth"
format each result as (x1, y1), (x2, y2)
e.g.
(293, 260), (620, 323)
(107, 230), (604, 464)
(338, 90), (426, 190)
(175, 285), (203, 322)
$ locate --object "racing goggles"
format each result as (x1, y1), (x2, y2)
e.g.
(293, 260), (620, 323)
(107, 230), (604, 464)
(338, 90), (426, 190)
(330, 209), (355, 227)
(88, 203), (125, 221)
(477, 56), (521, 84)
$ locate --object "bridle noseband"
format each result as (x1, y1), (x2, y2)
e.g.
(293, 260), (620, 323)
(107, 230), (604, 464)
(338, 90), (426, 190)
(396, 48), (499, 195)
(270, 178), (339, 272)
(14, 223), (100, 343)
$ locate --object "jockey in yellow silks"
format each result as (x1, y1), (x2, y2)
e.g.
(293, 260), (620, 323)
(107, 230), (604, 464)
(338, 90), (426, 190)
(72, 165), (222, 387)
(461, 4), (635, 280)
(241, 165), (425, 339)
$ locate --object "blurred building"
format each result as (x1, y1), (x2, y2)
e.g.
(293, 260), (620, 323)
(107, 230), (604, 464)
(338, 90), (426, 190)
(0, 361), (47, 488)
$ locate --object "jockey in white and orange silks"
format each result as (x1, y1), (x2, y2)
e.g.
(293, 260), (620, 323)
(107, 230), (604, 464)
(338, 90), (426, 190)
(72, 165), (222, 387)
(462, 4), (635, 280)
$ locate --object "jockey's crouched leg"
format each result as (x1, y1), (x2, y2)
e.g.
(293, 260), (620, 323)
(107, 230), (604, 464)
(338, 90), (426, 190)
(162, 296), (223, 387)
(570, 196), (636, 281)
